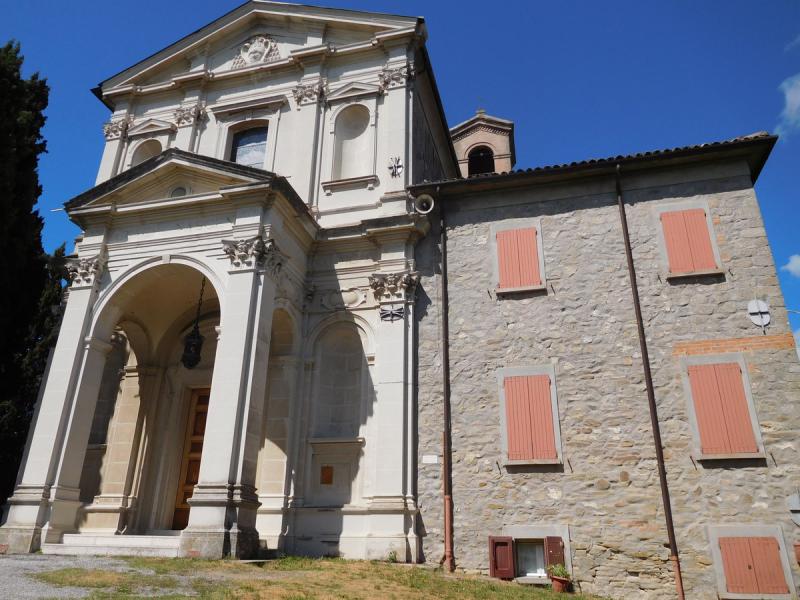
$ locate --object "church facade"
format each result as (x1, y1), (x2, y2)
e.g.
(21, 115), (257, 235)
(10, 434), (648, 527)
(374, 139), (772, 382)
(1, 3), (798, 599)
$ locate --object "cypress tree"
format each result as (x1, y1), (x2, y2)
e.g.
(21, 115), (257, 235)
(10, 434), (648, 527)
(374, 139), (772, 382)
(0, 41), (57, 503)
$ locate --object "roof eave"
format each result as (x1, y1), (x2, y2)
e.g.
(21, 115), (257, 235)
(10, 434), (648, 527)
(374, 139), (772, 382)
(410, 134), (777, 198)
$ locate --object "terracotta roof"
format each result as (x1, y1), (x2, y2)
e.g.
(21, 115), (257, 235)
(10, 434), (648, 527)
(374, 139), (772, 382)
(411, 131), (777, 193)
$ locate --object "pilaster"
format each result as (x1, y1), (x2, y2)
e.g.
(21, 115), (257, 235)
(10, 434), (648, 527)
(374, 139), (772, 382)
(0, 251), (107, 552)
(179, 235), (281, 558)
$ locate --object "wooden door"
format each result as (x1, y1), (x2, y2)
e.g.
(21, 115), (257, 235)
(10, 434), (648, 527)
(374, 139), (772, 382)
(172, 388), (209, 530)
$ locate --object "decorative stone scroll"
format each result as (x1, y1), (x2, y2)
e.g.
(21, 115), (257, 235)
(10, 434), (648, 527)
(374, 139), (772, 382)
(173, 103), (206, 127)
(369, 271), (419, 304)
(378, 63), (414, 93)
(67, 253), (106, 287)
(222, 235), (283, 277)
(292, 81), (326, 107)
(102, 116), (133, 140)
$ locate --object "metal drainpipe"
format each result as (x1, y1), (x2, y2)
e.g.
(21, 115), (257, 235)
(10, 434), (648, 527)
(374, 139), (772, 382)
(615, 164), (685, 599)
(439, 204), (455, 572)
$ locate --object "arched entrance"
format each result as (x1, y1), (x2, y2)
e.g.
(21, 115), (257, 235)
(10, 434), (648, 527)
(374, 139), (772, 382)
(76, 262), (222, 536)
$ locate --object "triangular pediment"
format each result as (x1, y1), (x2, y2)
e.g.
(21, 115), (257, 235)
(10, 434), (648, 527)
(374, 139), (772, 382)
(326, 81), (382, 103)
(127, 118), (177, 137)
(99, 1), (419, 94)
(65, 149), (271, 213)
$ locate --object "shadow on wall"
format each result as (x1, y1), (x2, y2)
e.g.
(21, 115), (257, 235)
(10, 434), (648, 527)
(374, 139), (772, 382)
(260, 304), (376, 559)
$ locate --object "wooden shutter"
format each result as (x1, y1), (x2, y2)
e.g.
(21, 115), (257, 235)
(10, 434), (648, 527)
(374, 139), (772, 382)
(544, 536), (565, 569)
(489, 536), (515, 580)
(720, 537), (759, 593)
(497, 227), (541, 289)
(719, 537), (789, 595)
(504, 375), (557, 461)
(688, 363), (758, 455)
(749, 537), (789, 594)
(661, 208), (717, 274)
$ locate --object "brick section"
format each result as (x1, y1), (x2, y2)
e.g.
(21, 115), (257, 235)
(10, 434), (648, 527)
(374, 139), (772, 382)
(673, 332), (795, 356)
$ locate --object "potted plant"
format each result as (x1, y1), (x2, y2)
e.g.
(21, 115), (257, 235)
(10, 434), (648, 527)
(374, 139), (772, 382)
(546, 563), (571, 593)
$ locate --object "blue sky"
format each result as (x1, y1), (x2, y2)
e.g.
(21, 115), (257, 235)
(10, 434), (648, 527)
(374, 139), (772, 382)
(3, 0), (799, 339)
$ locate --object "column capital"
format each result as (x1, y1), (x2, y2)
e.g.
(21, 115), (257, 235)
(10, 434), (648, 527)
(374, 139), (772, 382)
(222, 235), (283, 279)
(173, 103), (206, 128)
(102, 115), (133, 140)
(292, 79), (326, 107)
(369, 271), (419, 305)
(67, 252), (106, 289)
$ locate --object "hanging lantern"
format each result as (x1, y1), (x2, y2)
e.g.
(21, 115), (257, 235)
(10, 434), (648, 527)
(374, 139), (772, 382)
(181, 277), (206, 369)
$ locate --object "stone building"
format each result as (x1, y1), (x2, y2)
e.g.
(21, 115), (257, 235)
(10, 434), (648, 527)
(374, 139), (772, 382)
(0, 2), (798, 598)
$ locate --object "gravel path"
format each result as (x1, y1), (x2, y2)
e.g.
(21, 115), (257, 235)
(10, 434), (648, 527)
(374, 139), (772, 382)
(0, 554), (130, 599)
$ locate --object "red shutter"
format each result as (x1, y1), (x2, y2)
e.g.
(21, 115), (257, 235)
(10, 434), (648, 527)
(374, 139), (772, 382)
(505, 375), (557, 461)
(544, 536), (565, 569)
(683, 208), (717, 271)
(661, 209), (716, 274)
(489, 536), (515, 580)
(688, 363), (757, 456)
(720, 537), (759, 593)
(749, 537), (789, 594)
(497, 228), (541, 289)
(713, 363), (758, 454)
(688, 364), (731, 455)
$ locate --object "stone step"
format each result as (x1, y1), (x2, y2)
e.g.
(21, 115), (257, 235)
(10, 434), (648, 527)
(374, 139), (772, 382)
(41, 534), (182, 557)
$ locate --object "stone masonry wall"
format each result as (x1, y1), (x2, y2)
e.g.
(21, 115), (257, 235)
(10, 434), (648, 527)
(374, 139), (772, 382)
(415, 159), (800, 599)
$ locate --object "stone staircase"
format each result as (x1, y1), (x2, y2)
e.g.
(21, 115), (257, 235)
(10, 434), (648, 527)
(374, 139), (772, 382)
(41, 533), (181, 557)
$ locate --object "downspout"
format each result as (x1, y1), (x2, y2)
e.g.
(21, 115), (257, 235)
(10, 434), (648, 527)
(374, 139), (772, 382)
(615, 165), (685, 599)
(439, 202), (455, 572)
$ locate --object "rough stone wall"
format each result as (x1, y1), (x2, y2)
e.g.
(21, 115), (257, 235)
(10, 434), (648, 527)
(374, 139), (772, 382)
(414, 160), (800, 599)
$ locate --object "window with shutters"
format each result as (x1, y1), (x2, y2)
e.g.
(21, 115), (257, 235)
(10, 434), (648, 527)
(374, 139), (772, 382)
(490, 525), (571, 584)
(491, 219), (547, 294)
(681, 355), (765, 460)
(708, 525), (796, 599)
(655, 203), (722, 278)
(498, 366), (562, 466)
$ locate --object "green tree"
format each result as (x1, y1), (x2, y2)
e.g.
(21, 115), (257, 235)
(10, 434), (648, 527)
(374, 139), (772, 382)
(0, 41), (58, 504)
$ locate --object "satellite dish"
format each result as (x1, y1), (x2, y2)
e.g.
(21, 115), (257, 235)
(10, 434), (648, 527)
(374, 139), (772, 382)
(747, 299), (770, 328)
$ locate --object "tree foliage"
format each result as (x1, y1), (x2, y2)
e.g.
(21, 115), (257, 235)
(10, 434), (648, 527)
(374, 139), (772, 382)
(0, 41), (62, 504)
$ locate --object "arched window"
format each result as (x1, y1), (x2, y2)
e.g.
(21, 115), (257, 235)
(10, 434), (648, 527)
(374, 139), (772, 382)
(131, 139), (162, 167)
(332, 105), (370, 180)
(468, 145), (495, 176)
(230, 126), (268, 169)
(313, 323), (367, 438)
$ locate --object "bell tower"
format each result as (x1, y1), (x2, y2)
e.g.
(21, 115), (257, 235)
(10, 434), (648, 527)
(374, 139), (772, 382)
(450, 108), (515, 177)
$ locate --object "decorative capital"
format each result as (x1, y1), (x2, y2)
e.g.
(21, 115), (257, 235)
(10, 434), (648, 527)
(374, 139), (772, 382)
(222, 235), (283, 277)
(378, 63), (414, 93)
(67, 253), (106, 288)
(369, 271), (419, 304)
(102, 116), (132, 140)
(174, 103), (206, 127)
(292, 80), (326, 107)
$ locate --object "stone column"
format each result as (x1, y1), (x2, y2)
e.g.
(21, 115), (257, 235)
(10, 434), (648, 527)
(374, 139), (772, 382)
(368, 271), (417, 506)
(0, 254), (107, 552)
(96, 114), (131, 184)
(179, 236), (281, 558)
(172, 101), (206, 152)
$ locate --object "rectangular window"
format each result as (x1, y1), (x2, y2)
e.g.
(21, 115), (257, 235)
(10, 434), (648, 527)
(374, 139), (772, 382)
(495, 226), (544, 292)
(499, 366), (562, 465)
(660, 208), (718, 275)
(230, 126), (268, 168)
(320, 465), (334, 485)
(687, 362), (759, 457)
(489, 534), (567, 583)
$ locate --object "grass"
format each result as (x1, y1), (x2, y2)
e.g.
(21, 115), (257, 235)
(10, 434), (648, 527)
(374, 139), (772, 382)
(30, 556), (605, 599)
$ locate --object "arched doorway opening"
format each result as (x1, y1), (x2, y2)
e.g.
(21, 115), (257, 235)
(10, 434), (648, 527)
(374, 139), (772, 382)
(76, 262), (221, 535)
(468, 145), (495, 176)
